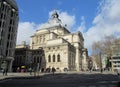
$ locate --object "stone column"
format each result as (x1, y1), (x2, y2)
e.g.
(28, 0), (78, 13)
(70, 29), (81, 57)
(82, 48), (88, 71)
(75, 48), (80, 71)
(8, 60), (13, 72)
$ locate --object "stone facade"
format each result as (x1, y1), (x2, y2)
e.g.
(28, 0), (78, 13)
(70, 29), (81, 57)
(30, 11), (88, 71)
(0, 0), (19, 72)
(110, 42), (120, 72)
(13, 41), (30, 72)
(82, 48), (88, 71)
(13, 41), (44, 72)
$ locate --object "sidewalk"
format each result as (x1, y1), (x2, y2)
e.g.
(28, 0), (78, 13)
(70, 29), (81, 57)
(0, 71), (117, 80)
(0, 72), (45, 80)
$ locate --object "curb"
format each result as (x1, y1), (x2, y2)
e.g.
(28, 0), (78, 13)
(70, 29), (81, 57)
(0, 75), (43, 81)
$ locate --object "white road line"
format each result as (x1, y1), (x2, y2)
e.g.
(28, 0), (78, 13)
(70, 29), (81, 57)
(97, 81), (107, 83)
(111, 81), (119, 83)
(97, 80), (118, 83)
(0, 79), (12, 83)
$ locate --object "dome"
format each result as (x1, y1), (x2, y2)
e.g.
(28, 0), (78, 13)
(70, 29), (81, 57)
(6, 0), (18, 10)
(38, 11), (64, 29)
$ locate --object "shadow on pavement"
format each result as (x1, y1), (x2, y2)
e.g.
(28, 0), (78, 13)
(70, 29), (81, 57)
(0, 73), (120, 87)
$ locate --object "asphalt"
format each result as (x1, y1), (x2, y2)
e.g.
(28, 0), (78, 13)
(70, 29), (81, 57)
(0, 71), (118, 79)
(0, 72), (45, 81)
(0, 72), (120, 87)
(0, 71), (119, 82)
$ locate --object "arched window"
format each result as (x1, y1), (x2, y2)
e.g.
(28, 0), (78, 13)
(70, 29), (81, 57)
(53, 55), (55, 62)
(39, 57), (42, 63)
(34, 57), (36, 63)
(48, 55), (51, 62)
(57, 54), (60, 62)
(37, 57), (39, 63)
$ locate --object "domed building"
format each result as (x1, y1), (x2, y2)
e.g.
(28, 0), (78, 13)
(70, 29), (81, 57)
(0, 0), (19, 72)
(30, 11), (88, 71)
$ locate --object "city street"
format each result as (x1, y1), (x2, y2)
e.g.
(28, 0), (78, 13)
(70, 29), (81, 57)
(0, 73), (119, 87)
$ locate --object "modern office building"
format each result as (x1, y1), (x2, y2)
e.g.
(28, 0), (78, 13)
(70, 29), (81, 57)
(30, 11), (88, 71)
(0, 0), (19, 71)
(110, 42), (120, 72)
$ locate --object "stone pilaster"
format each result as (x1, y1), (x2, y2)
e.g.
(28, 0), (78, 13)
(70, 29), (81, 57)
(75, 48), (80, 71)
(82, 48), (88, 71)
(8, 59), (13, 72)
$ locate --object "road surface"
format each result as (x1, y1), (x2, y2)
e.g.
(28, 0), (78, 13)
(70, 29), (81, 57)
(0, 73), (119, 87)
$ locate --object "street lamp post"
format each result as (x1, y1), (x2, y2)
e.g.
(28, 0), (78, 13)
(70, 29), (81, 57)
(99, 52), (103, 73)
(29, 60), (32, 75)
(28, 42), (34, 75)
(88, 59), (93, 72)
(31, 42), (37, 76)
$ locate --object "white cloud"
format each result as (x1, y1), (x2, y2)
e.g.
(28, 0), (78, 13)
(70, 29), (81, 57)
(17, 22), (38, 44)
(17, 1), (120, 55)
(77, 16), (86, 34)
(83, 0), (120, 52)
(49, 10), (76, 30)
(17, 10), (76, 45)
(59, 12), (76, 29)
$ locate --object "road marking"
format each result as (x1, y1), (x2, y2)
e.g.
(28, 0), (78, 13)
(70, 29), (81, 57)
(0, 79), (12, 83)
(78, 86), (86, 87)
(89, 86), (96, 87)
(109, 85), (117, 87)
(111, 81), (118, 83)
(97, 80), (118, 84)
(97, 81), (108, 83)
(98, 85), (106, 87)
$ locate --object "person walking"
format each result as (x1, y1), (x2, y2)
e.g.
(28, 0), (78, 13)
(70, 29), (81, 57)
(52, 67), (56, 75)
(17, 67), (20, 72)
(4, 68), (8, 76)
(1, 61), (8, 76)
(29, 67), (32, 75)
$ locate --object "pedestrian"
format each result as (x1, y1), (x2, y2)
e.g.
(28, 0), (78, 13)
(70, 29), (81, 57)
(41, 68), (44, 73)
(5, 68), (8, 76)
(1, 61), (8, 76)
(17, 67), (20, 72)
(116, 69), (119, 76)
(29, 67), (32, 75)
(2, 68), (8, 76)
(2, 68), (5, 76)
(52, 67), (56, 75)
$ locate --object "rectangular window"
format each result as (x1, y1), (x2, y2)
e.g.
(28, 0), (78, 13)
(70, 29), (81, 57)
(10, 19), (12, 24)
(48, 57), (51, 62)
(1, 13), (3, 19)
(0, 2), (1, 8)
(9, 26), (11, 32)
(0, 39), (1, 46)
(6, 49), (8, 56)
(11, 11), (13, 17)
(53, 55), (55, 62)
(2, 4), (4, 11)
(2, 22), (4, 28)
(0, 21), (1, 27)
(53, 58), (55, 62)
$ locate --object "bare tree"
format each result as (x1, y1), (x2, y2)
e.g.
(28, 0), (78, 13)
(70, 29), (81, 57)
(91, 41), (102, 68)
(91, 35), (119, 68)
(102, 35), (116, 57)
(92, 35), (116, 57)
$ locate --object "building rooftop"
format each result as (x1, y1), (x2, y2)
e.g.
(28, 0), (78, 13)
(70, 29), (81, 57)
(6, 0), (18, 10)
(38, 10), (66, 30)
